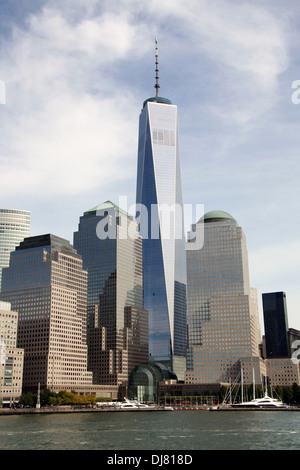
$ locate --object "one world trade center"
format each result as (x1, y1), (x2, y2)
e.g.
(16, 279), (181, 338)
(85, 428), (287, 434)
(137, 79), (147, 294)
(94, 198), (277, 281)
(135, 40), (187, 379)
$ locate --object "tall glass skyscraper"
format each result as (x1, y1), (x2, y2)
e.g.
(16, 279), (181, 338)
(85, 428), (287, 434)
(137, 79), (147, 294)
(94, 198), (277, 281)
(74, 201), (148, 386)
(135, 40), (187, 378)
(262, 291), (289, 358)
(0, 209), (30, 289)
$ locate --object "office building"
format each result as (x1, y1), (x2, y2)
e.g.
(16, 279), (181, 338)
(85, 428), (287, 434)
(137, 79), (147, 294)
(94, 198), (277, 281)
(135, 39), (187, 378)
(0, 209), (30, 289)
(0, 301), (24, 407)
(185, 210), (265, 385)
(288, 328), (300, 359)
(262, 291), (289, 358)
(0, 234), (93, 393)
(265, 357), (300, 387)
(74, 201), (148, 386)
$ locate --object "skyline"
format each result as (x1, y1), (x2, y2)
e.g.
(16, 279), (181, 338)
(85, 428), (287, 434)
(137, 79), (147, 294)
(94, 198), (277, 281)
(0, 0), (299, 332)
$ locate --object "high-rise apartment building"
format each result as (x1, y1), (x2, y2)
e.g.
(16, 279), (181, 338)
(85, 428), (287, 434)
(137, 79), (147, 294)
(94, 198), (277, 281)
(0, 209), (30, 289)
(135, 40), (187, 378)
(262, 291), (289, 358)
(0, 234), (93, 393)
(74, 201), (148, 386)
(0, 301), (24, 406)
(185, 210), (265, 385)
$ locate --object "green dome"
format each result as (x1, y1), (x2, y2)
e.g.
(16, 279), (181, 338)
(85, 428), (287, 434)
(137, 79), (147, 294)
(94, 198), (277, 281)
(198, 210), (236, 224)
(84, 200), (131, 218)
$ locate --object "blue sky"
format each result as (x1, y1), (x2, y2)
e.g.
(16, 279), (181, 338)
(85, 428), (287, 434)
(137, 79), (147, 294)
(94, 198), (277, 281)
(0, 0), (300, 332)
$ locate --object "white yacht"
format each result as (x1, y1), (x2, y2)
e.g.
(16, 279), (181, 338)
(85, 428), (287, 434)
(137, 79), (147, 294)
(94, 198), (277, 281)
(231, 393), (287, 409)
(119, 398), (156, 409)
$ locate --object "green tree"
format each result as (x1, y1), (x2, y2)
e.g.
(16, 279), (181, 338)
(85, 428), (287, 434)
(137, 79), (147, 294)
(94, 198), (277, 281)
(282, 386), (293, 404)
(292, 383), (300, 404)
(56, 390), (74, 405)
(19, 392), (36, 407)
(40, 388), (57, 406)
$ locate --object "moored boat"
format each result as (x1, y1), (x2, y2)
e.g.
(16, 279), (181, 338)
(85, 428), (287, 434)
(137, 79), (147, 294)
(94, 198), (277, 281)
(231, 393), (288, 409)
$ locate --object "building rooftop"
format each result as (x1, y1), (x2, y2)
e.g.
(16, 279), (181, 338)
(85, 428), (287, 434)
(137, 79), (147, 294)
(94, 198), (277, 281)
(198, 210), (237, 224)
(16, 234), (77, 256)
(84, 200), (132, 219)
(0, 301), (11, 311)
(143, 96), (172, 108)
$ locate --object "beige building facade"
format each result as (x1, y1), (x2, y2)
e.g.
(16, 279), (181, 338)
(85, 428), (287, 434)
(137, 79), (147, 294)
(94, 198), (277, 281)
(185, 211), (264, 385)
(265, 357), (300, 387)
(0, 301), (24, 406)
(0, 234), (93, 393)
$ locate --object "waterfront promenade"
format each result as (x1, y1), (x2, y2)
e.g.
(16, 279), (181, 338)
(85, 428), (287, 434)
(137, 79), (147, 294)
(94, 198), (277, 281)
(1, 404), (300, 415)
(0, 404), (170, 415)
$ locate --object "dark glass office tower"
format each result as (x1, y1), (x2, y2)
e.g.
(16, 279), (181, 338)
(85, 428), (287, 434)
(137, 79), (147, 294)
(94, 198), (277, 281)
(262, 291), (289, 357)
(74, 201), (148, 386)
(135, 40), (187, 378)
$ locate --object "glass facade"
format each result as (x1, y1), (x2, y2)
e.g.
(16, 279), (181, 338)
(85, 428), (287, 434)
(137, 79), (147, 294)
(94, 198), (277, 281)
(0, 209), (30, 289)
(128, 361), (177, 403)
(136, 97), (187, 364)
(0, 234), (93, 392)
(262, 292), (289, 358)
(185, 211), (264, 385)
(73, 201), (148, 386)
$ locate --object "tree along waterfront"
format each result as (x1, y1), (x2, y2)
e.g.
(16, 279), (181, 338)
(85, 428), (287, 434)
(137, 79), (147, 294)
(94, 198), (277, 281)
(5, 383), (300, 409)
(17, 389), (100, 408)
(160, 383), (300, 407)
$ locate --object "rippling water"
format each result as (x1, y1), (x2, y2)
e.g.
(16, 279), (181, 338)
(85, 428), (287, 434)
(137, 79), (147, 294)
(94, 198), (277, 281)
(0, 410), (299, 450)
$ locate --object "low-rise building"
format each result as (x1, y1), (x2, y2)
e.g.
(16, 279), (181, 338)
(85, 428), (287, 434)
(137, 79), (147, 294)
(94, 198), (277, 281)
(0, 301), (24, 407)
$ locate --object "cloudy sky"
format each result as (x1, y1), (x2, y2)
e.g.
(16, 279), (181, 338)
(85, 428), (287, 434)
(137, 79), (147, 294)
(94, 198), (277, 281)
(0, 0), (299, 332)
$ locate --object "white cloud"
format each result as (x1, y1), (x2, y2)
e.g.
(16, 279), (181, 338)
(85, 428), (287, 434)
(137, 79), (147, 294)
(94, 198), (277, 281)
(2, 91), (138, 196)
(26, 8), (138, 60)
(151, 0), (289, 86)
(0, 4), (151, 198)
(144, 0), (289, 126)
(0, 0), (291, 203)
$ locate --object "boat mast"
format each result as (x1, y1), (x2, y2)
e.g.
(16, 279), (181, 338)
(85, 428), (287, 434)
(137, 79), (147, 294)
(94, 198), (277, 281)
(241, 368), (244, 404)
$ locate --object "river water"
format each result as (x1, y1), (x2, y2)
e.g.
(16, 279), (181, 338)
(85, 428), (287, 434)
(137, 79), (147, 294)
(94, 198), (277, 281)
(0, 409), (299, 451)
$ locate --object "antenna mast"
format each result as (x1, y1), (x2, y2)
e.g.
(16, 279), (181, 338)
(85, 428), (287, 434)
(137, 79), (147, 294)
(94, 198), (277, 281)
(154, 37), (160, 97)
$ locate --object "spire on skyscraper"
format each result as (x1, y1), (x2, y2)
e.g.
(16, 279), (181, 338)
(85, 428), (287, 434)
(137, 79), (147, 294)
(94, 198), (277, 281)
(155, 37), (160, 97)
(142, 37), (172, 109)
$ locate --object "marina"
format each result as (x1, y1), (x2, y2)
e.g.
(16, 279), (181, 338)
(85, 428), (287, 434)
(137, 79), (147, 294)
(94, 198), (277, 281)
(0, 408), (299, 450)
(0, 402), (299, 416)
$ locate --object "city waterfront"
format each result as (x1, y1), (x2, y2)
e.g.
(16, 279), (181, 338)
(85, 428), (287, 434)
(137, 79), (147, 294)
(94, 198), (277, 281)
(0, 409), (299, 451)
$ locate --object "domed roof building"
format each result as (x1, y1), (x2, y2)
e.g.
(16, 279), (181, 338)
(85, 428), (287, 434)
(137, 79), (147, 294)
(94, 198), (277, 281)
(185, 208), (264, 386)
(201, 210), (237, 223)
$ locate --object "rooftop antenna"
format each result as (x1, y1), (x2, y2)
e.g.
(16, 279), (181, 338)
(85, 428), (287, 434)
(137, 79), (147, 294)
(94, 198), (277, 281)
(154, 37), (160, 97)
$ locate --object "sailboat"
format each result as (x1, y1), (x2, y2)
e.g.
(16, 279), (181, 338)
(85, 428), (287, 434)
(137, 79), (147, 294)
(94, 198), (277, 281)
(231, 369), (288, 409)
